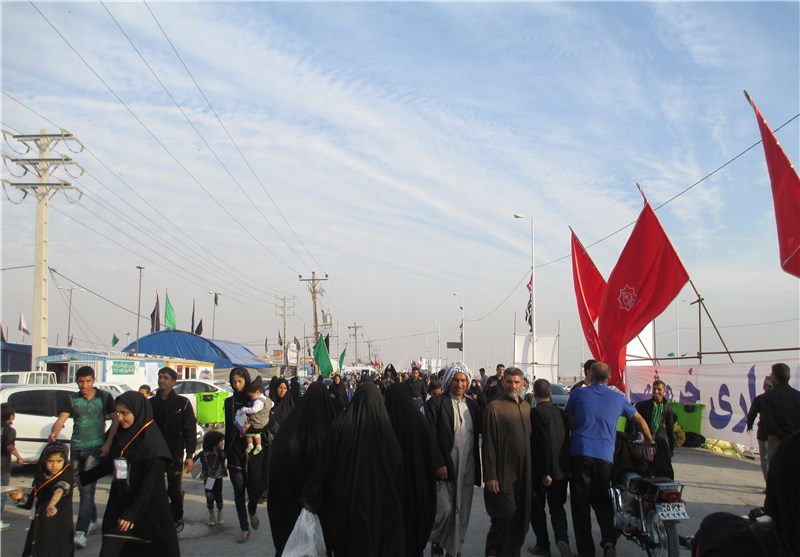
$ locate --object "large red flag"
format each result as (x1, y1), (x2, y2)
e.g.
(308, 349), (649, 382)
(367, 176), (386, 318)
(745, 91), (800, 278)
(571, 230), (605, 360)
(598, 192), (690, 388)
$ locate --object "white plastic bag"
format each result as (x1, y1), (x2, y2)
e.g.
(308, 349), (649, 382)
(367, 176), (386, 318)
(283, 509), (327, 557)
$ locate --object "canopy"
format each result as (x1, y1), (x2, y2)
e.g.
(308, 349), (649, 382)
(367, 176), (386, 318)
(122, 330), (270, 370)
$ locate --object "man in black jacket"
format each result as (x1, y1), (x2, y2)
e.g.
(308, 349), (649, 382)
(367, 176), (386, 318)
(529, 379), (573, 557)
(150, 366), (197, 532)
(426, 362), (482, 557)
(406, 365), (427, 407)
(761, 362), (800, 460)
(631, 380), (675, 479)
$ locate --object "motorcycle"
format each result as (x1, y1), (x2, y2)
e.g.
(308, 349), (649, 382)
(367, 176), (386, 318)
(610, 444), (688, 557)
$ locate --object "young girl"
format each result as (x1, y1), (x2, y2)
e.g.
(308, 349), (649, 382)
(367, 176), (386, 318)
(21, 442), (73, 557)
(2, 402), (24, 531)
(194, 431), (226, 526)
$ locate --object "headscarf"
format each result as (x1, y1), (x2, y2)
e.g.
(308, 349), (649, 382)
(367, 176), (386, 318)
(443, 361), (473, 389)
(229, 367), (252, 404)
(34, 441), (70, 485)
(270, 378), (296, 427)
(302, 382), (406, 557)
(267, 376), (280, 402)
(113, 390), (171, 462)
(384, 382), (437, 556)
(289, 376), (302, 404)
(268, 382), (337, 556)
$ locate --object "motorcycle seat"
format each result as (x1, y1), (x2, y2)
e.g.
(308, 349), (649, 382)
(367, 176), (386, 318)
(628, 476), (678, 496)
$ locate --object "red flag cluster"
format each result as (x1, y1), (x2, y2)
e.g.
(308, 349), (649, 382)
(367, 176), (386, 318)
(572, 190), (690, 390)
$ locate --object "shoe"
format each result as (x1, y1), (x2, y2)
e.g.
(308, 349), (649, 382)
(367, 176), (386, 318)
(0, 521), (10, 532)
(207, 510), (216, 527)
(528, 546), (551, 556)
(74, 531), (88, 549)
(175, 519), (185, 533)
(87, 521), (99, 535)
(217, 509), (224, 525)
(556, 541), (573, 557)
(602, 543), (617, 557)
(237, 530), (250, 544)
(245, 444), (254, 454)
(250, 513), (260, 530)
(252, 446), (262, 455)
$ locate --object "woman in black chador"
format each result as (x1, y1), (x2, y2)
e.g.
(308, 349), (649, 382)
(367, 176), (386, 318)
(224, 367), (269, 543)
(268, 382), (336, 556)
(267, 378), (296, 443)
(328, 373), (348, 414)
(21, 441), (74, 557)
(384, 382), (439, 557)
(302, 382), (406, 557)
(79, 390), (179, 556)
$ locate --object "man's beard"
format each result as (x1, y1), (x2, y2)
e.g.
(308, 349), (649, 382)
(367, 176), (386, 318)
(502, 390), (518, 400)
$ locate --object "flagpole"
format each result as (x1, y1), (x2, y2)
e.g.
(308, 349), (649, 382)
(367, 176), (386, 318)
(135, 266), (144, 354)
(514, 213), (536, 378)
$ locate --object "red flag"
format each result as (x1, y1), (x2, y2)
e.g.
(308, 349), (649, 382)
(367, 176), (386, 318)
(571, 230), (605, 360)
(598, 192), (690, 389)
(745, 91), (800, 278)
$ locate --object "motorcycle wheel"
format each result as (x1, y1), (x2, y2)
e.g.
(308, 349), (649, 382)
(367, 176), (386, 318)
(644, 511), (679, 557)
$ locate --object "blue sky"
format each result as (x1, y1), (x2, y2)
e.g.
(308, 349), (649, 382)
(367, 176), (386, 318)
(2, 1), (798, 375)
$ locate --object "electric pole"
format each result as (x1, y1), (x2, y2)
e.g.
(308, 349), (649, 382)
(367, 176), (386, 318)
(3, 129), (83, 369)
(348, 322), (362, 364)
(275, 295), (295, 370)
(299, 272), (328, 342)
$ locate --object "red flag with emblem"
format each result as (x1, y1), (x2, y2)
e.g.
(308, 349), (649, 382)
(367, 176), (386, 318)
(598, 190), (689, 389)
(571, 229), (605, 360)
(745, 91), (800, 278)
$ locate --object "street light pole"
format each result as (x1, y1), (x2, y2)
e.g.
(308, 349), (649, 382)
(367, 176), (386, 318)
(433, 319), (441, 370)
(514, 213), (536, 378)
(453, 292), (465, 363)
(135, 266), (144, 354)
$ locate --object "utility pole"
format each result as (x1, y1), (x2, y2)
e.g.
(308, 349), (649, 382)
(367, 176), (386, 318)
(3, 129), (83, 369)
(275, 295), (295, 370)
(348, 322), (362, 364)
(299, 272), (328, 342)
(57, 286), (83, 347)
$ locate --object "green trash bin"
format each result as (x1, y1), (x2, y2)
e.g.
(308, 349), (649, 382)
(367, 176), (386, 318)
(669, 401), (705, 434)
(195, 391), (226, 425)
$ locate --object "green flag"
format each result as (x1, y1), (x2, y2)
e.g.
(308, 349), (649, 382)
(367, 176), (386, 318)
(313, 333), (334, 378)
(111, 333), (119, 347)
(338, 342), (348, 373)
(164, 291), (177, 330)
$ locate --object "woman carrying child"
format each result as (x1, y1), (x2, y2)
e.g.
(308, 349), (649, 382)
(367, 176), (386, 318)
(78, 390), (179, 556)
(21, 441), (73, 557)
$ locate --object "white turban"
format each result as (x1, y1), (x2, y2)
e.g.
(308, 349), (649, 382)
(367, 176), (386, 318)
(443, 361), (473, 388)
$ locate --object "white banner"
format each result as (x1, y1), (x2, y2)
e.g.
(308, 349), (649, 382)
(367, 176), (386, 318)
(625, 359), (800, 447)
(514, 334), (558, 384)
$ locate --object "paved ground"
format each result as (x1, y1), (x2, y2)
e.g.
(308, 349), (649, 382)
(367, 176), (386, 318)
(1, 447), (766, 557)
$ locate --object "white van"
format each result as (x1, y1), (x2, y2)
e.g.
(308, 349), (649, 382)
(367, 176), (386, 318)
(0, 371), (57, 385)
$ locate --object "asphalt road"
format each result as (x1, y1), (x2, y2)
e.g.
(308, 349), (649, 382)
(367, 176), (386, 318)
(1, 447), (766, 557)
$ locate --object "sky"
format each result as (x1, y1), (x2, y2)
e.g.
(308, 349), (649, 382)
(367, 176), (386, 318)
(2, 1), (799, 377)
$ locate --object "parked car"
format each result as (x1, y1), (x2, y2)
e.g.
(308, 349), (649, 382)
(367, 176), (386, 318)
(0, 384), (80, 462)
(549, 384), (570, 409)
(0, 371), (57, 385)
(95, 383), (135, 398)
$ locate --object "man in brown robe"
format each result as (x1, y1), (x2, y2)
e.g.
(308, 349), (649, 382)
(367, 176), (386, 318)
(482, 366), (532, 557)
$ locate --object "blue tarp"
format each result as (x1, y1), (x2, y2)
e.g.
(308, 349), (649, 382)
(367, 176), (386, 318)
(122, 331), (270, 370)
(1, 342), (76, 372)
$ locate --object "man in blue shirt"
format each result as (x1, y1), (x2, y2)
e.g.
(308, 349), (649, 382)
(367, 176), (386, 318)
(565, 361), (654, 557)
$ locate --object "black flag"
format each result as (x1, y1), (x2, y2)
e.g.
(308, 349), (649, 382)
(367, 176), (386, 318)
(264, 336), (269, 353)
(324, 334), (330, 351)
(150, 293), (161, 333)
(194, 319), (203, 336)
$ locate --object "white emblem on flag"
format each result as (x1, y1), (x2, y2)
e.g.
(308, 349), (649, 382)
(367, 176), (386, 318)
(618, 285), (637, 312)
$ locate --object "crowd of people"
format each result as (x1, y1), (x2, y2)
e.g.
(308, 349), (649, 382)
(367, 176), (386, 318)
(0, 360), (798, 557)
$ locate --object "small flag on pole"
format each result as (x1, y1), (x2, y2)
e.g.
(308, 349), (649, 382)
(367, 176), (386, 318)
(214, 292), (219, 306)
(164, 292), (177, 331)
(338, 341), (348, 372)
(191, 299), (196, 334)
(150, 294), (161, 333)
(278, 331), (283, 346)
(313, 334), (334, 378)
(18, 312), (30, 336)
(194, 319), (204, 336)
(111, 333), (119, 347)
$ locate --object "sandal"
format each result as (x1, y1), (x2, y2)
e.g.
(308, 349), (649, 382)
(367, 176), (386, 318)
(237, 530), (250, 544)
